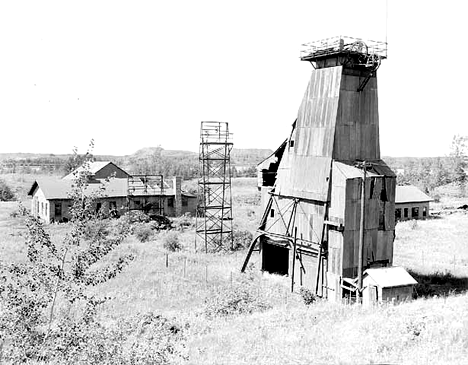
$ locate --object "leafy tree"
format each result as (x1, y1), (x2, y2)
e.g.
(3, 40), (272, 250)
(449, 134), (467, 196)
(0, 145), (134, 363)
(0, 179), (15, 201)
(63, 140), (95, 175)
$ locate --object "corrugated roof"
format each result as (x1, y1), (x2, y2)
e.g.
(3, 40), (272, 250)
(396, 185), (433, 204)
(364, 266), (418, 287)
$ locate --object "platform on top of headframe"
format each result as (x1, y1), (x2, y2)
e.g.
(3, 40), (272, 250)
(300, 36), (387, 62)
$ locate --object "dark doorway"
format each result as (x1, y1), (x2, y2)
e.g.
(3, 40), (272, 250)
(262, 242), (289, 276)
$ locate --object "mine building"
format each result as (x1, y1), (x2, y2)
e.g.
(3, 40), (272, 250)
(395, 185), (432, 221)
(243, 36), (416, 303)
(28, 161), (196, 223)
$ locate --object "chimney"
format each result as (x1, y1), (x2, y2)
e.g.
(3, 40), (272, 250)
(173, 176), (182, 216)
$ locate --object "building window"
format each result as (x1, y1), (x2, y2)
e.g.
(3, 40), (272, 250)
(55, 202), (62, 216)
(270, 209), (275, 218)
(289, 140), (294, 148)
(412, 207), (419, 218)
(404, 208), (408, 218)
(395, 208), (402, 220)
(41, 202), (44, 216)
(110, 201), (117, 211)
(422, 206), (427, 217)
(134, 200), (140, 206)
(182, 196), (188, 207)
(167, 197), (174, 207)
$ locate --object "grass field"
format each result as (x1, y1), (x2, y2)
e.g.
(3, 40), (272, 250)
(1, 176), (467, 364)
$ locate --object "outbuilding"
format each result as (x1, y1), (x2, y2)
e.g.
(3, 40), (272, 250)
(362, 266), (417, 305)
(395, 185), (433, 221)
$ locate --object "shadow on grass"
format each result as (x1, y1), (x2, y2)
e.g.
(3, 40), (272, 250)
(409, 270), (468, 298)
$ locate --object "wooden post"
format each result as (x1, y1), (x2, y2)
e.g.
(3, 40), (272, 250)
(291, 227), (298, 293)
(356, 161), (371, 301)
(165, 253), (169, 268)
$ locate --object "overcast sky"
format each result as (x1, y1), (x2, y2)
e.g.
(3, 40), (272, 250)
(1, 0), (466, 157)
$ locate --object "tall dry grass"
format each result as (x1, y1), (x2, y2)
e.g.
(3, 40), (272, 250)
(1, 176), (468, 364)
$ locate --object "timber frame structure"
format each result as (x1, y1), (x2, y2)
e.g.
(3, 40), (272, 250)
(196, 121), (234, 252)
(242, 36), (396, 302)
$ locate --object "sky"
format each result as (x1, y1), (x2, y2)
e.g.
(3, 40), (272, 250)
(0, 0), (466, 157)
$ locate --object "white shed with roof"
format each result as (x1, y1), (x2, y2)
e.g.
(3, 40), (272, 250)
(362, 266), (417, 305)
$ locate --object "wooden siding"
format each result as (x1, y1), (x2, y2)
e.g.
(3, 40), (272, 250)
(263, 196), (326, 245)
(333, 74), (380, 161)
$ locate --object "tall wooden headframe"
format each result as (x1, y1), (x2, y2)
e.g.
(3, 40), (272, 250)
(196, 121), (234, 252)
(242, 36), (396, 302)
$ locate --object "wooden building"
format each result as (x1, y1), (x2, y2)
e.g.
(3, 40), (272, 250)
(395, 185), (432, 221)
(62, 161), (131, 180)
(243, 36), (400, 301)
(28, 162), (197, 223)
(362, 266), (417, 305)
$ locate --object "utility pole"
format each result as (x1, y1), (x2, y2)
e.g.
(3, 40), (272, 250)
(355, 161), (373, 303)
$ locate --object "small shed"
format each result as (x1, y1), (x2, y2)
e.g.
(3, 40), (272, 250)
(395, 185), (433, 221)
(362, 266), (417, 305)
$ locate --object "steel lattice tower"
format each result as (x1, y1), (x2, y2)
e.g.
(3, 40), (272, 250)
(196, 121), (233, 252)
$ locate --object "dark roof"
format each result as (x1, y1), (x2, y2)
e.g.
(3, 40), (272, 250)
(62, 161), (130, 180)
(395, 185), (433, 204)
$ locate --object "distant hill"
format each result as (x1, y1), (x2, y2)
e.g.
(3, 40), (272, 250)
(0, 147), (273, 178)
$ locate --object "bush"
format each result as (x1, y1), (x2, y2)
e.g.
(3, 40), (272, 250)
(134, 223), (154, 242)
(0, 179), (15, 201)
(125, 210), (151, 224)
(299, 287), (316, 305)
(163, 232), (182, 251)
(232, 229), (253, 251)
(82, 218), (111, 240)
(172, 212), (194, 231)
(203, 280), (271, 318)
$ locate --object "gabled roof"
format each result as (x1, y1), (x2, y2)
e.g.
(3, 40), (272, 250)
(396, 185), (433, 204)
(364, 266), (418, 288)
(62, 161), (129, 180)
